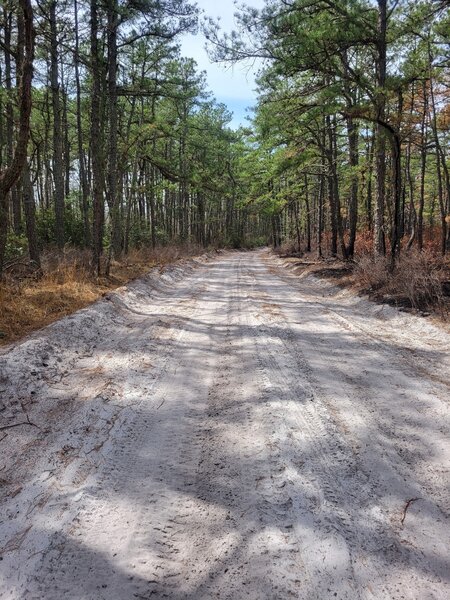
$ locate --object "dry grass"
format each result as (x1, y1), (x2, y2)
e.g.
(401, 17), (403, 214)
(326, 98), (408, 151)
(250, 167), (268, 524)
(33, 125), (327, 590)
(0, 244), (204, 346)
(354, 249), (449, 312)
(273, 240), (449, 319)
(274, 240), (302, 257)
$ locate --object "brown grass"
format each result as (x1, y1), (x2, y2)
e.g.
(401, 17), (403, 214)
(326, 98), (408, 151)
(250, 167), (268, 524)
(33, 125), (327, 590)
(354, 249), (449, 312)
(274, 240), (302, 256)
(272, 239), (449, 319)
(0, 244), (204, 346)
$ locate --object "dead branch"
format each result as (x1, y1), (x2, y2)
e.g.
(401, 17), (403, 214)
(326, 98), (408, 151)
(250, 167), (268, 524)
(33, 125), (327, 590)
(0, 413), (39, 432)
(401, 497), (421, 526)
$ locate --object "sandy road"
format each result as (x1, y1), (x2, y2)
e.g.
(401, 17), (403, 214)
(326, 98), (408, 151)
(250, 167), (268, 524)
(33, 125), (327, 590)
(0, 250), (449, 599)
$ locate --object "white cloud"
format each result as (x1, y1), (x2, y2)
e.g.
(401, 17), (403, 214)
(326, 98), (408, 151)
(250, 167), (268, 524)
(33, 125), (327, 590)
(179, 0), (266, 123)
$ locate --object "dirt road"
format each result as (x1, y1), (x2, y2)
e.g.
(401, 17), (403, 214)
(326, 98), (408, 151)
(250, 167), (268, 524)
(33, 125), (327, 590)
(0, 250), (449, 599)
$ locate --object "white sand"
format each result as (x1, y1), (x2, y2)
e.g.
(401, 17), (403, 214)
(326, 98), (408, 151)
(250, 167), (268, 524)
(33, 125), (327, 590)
(0, 250), (448, 599)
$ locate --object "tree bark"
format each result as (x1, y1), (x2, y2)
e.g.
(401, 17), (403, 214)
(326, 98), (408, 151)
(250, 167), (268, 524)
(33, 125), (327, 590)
(304, 174), (311, 252)
(374, 0), (387, 256)
(22, 160), (40, 268)
(0, 0), (34, 278)
(346, 115), (359, 257)
(428, 48), (447, 256)
(417, 82), (428, 250)
(90, 0), (105, 275)
(327, 116), (347, 259)
(74, 0), (91, 247)
(4, 8), (22, 236)
(106, 0), (121, 267)
(49, 0), (65, 250)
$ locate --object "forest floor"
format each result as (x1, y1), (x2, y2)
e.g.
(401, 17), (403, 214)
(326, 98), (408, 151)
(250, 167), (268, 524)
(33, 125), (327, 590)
(0, 249), (449, 599)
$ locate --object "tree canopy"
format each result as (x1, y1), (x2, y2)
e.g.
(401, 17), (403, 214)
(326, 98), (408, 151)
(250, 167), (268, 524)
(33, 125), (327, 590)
(0, 0), (449, 277)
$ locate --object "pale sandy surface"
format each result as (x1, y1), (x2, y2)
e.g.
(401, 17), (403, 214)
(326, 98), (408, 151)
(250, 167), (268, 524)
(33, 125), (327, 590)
(0, 250), (449, 599)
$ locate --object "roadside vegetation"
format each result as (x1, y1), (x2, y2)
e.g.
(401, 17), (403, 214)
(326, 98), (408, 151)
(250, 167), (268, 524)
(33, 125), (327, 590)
(0, 244), (208, 344)
(276, 242), (449, 317)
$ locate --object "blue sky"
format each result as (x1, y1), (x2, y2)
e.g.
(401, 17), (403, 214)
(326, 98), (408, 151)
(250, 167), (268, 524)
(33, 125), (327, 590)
(179, 0), (266, 129)
(219, 96), (257, 129)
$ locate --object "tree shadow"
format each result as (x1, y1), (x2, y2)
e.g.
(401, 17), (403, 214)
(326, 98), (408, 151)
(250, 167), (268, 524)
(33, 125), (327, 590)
(1, 252), (449, 598)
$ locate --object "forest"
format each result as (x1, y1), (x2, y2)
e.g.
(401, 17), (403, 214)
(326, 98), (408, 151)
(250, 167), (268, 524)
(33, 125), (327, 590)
(1, 2), (450, 597)
(0, 0), (449, 306)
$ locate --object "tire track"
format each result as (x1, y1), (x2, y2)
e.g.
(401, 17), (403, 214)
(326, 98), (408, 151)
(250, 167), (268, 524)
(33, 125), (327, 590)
(242, 253), (450, 599)
(1, 251), (448, 600)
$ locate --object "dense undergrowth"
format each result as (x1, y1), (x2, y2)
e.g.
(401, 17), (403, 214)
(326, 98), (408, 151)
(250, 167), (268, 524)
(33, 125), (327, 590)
(354, 251), (448, 312)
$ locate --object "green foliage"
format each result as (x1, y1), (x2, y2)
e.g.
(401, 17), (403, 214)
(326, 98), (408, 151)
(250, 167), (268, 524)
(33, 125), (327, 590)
(36, 209), (56, 246)
(64, 210), (86, 247)
(128, 223), (154, 248)
(36, 203), (86, 247)
(4, 0), (448, 267)
(4, 233), (29, 262)
(226, 232), (245, 249)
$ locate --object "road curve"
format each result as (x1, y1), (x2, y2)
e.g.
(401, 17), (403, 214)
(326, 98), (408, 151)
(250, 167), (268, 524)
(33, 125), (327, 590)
(0, 250), (449, 599)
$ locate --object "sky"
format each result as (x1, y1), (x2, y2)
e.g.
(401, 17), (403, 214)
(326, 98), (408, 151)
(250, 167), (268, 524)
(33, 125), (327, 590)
(179, 0), (266, 129)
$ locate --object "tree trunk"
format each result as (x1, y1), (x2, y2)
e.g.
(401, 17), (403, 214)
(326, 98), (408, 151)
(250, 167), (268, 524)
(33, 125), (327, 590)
(90, 0), (104, 275)
(22, 160), (40, 268)
(293, 199), (301, 253)
(374, 0), (387, 256)
(106, 0), (121, 266)
(417, 83), (428, 250)
(149, 164), (157, 249)
(4, 8), (22, 236)
(428, 48), (447, 256)
(405, 86), (416, 250)
(388, 127), (402, 268)
(49, 0), (65, 250)
(60, 75), (70, 198)
(304, 174), (311, 252)
(0, 0), (34, 278)
(327, 117), (347, 258)
(346, 115), (359, 257)
(74, 0), (91, 247)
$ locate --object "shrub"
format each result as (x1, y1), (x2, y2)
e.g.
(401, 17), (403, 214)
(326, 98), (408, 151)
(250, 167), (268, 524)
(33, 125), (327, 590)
(5, 233), (28, 261)
(36, 205), (86, 247)
(354, 249), (446, 310)
(353, 254), (389, 292)
(393, 250), (445, 309)
(274, 239), (301, 256)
